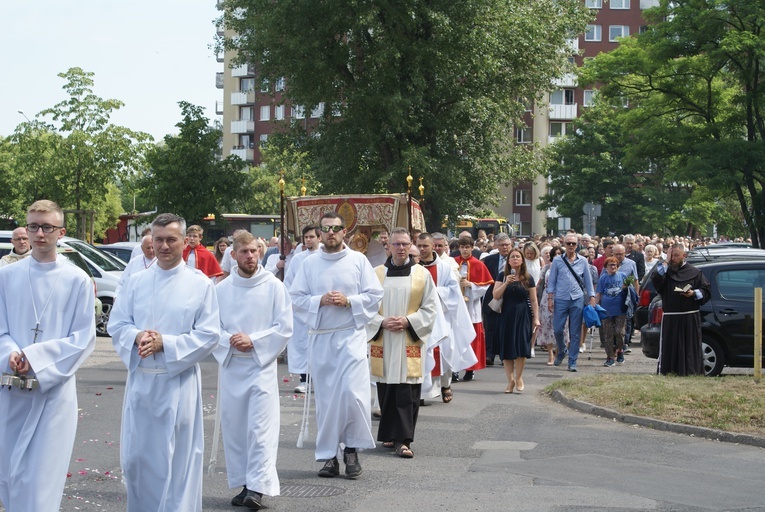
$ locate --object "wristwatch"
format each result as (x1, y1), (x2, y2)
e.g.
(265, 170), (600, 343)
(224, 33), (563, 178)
(345, 298), (351, 308)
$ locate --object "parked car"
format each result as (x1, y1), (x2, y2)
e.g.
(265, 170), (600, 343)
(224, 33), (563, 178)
(0, 231), (123, 336)
(0, 242), (102, 323)
(98, 241), (140, 263)
(640, 259), (765, 376)
(633, 248), (765, 331)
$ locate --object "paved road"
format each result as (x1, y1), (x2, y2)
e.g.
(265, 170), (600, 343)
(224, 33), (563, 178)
(38, 336), (765, 511)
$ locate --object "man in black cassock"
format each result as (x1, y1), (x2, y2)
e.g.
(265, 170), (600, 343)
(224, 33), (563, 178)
(652, 244), (711, 376)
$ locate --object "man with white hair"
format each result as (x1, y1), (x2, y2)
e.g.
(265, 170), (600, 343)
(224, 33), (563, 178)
(0, 227), (30, 267)
(116, 235), (156, 296)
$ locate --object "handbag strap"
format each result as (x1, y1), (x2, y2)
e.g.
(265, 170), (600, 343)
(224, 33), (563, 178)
(561, 255), (586, 292)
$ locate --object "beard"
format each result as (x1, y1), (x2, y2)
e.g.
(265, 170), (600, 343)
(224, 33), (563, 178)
(669, 260), (682, 272)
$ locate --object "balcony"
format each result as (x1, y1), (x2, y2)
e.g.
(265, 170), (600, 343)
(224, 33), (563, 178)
(231, 120), (255, 134)
(231, 63), (255, 77)
(552, 73), (577, 88)
(548, 104), (578, 120)
(231, 90), (257, 105)
(215, 101), (224, 115)
(231, 147), (255, 161)
(216, 22), (224, 36)
(216, 72), (224, 89)
(216, 51), (224, 63)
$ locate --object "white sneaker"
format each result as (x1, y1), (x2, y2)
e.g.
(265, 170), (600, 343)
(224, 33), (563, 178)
(294, 384), (307, 394)
(579, 345), (585, 353)
(530, 347), (535, 358)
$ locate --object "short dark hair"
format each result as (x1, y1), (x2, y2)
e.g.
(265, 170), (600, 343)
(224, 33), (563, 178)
(303, 224), (320, 237)
(458, 236), (474, 247)
(320, 212), (344, 225)
(417, 232), (432, 242)
(152, 213), (186, 236)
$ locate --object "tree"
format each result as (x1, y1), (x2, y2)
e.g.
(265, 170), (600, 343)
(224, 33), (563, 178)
(2, 68), (152, 238)
(578, 1), (765, 244)
(220, 0), (591, 231)
(140, 101), (251, 225)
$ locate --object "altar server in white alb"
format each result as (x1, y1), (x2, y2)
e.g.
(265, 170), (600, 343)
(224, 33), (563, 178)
(108, 213), (220, 512)
(0, 200), (96, 512)
(214, 232), (293, 510)
(290, 212), (384, 479)
(115, 234), (156, 296)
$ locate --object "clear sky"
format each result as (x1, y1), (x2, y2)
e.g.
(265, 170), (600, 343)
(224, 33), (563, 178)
(0, 0), (222, 141)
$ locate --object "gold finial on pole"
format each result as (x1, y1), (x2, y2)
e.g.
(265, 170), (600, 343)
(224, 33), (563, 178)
(301, 177), (307, 196)
(406, 166), (413, 194)
(418, 177), (424, 202)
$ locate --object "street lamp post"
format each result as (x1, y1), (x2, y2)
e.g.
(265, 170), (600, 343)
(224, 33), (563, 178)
(17, 110), (31, 123)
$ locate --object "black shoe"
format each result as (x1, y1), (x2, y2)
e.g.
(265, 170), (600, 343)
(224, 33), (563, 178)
(452, 372), (460, 382)
(463, 371), (474, 382)
(243, 490), (263, 510)
(485, 358), (494, 366)
(343, 451), (362, 478)
(232, 486), (247, 506)
(318, 457), (340, 478)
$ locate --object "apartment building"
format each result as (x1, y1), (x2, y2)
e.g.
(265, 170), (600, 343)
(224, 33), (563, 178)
(216, 0), (659, 236)
(502, 0), (660, 237)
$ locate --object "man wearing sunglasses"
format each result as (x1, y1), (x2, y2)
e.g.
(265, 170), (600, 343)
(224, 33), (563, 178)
(546, 233), (597, 372)
(289, 212), (384, 479)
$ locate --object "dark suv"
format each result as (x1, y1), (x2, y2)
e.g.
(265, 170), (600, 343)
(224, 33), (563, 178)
(640, 259), (765, 376)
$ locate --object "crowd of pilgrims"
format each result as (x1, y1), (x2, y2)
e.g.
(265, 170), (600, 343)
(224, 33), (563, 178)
(0, 203), (736, 511)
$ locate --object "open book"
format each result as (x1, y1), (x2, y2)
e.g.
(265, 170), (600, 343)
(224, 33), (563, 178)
(674, 284), (692, 293)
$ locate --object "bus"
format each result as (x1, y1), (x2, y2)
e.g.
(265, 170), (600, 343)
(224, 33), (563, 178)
(449, 216), (514, 239)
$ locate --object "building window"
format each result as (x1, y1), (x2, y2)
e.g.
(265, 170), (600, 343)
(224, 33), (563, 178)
(239, 106), (254, 121)
(275, 77), (285, 92)
(292, 105), (305, 119)
(639, 25), (649, 34)
(240, 78), (255, 92)
(550, 89), (575, 105)
(259, 105), (270, 121)
(585, 0), (602, 7)
(583, 90), (596, 107)
(259, 134), (268, 148)
(516, 128), (532, 144)
(609, 25), (630, 42)
(239, 135), (254, 149)
(260, 79), (270, 93)
(549, 121), (570, 138)
(515, 189), (531, 206)
(519, 221), (531, 237)
(585, 25), (602, 42)
(274, 105), (285, 120)
(610, 0), (630, 8)
(311, 102), (325, 118)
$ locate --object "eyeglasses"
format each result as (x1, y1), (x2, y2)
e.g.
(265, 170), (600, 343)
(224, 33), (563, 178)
(320, 225), (344, 233)
(26, 224), (63, 234)
(391, 242), (410, 248)
(565, 242), (577, 246)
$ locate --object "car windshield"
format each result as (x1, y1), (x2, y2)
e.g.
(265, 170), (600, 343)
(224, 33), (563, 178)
(65, 240), (125, 271)
(60, 251), (94, 277)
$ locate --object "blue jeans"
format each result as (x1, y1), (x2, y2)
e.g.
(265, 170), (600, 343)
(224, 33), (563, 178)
(553, 298), (584, 366)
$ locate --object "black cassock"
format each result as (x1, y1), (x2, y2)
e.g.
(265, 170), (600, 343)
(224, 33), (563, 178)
(652, 263), (711, 376)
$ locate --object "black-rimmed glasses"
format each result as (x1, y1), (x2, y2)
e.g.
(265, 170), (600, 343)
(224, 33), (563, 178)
(26, 224), (63, 233)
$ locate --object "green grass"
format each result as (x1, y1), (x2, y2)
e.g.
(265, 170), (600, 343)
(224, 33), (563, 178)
(546, 374), (765, 436)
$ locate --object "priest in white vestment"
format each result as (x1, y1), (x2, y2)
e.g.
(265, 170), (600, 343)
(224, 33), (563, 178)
(416, 234), (477, 403)
(289, 212), (383, 479)
(108, 213), (220, 512)
(214, 232), (293, 509)
(115, 234), (156, 297)
(283, 225), (320, 393)
(0, 200), (96, 512)
(367, 228), (439, 459)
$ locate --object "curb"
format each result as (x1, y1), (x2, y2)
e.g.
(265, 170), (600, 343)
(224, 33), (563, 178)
(550, 389), (765, 449)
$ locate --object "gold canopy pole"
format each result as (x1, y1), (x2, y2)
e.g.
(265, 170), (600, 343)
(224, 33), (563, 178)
(406, 167), (413, 237)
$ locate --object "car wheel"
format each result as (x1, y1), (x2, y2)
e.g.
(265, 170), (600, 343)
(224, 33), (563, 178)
(701, 335), (724, 377)
(96, 298), (113, 337)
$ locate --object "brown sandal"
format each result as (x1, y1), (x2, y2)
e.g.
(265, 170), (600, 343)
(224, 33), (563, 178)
(441, 386), (453, 403)
(395, 444), (413, 458)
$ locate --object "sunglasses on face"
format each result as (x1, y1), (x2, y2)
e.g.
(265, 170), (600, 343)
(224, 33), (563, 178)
(565, 242), (577, 246)
(320, 225), (344, 233)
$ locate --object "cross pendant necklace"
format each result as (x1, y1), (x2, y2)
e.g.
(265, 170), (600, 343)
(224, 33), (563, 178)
(31, 323), (43, 343)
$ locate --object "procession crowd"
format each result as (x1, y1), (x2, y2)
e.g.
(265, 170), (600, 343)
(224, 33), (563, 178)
(0, 200), (717, 511)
